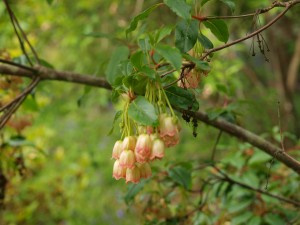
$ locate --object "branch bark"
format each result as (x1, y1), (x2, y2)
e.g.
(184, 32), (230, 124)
(1, 63), (300, 175)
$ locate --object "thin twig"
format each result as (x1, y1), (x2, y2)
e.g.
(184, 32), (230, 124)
(3, 0), (33, 66)
(201, 0), (300, 60)
(0, 77), (40, 112)
(0, 59), (37, 73)
(210, 130), (222, 162)
(3, 0), (40, 65)
(199, 0), (289, 21)
(0, 77), (40, 129)
(277, 101), (285, 152)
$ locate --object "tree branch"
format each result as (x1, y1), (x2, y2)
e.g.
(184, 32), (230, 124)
(195, 0), (290, 21)
(213, 166), (300, 207)
(201, 0), (300, 60)
(1, 63), (300, 175)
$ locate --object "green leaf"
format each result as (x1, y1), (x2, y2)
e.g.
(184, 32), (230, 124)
(198, 33), (214, 49)
(155, 44), (182, 70)
(77, 86), (92, 107)
(119, 59), (133, 76)
(163, 0), (191, 20)
(175, 19), (199, 53)
(248, 151), (272, 165)
(128, 96), (158, 126)
(46, 0), (54, 5)
(203, 19), (229, 43)
(105, 46), (129, 85)
(201, 0), (212, 6)
(130, 51), (144, 70)
(126, 4), (161, 36)
(231, 212), (253, 225)
(228, 198), (253, 213)
(139, 66), (156, 80)
(124, 179), (147, 204)
(183, 54), (211, 71)
(220, 0), (235, 13)
(264, 214), (286, 225)
(168, 166), (192, 190)
(108, 110), (123, 135)
(248, 217), (262, 225)
(165, 86), (199, 111)
(39, 58), (55, 69)
(23, 95), (39, 111)
(154, 26), (173, 44)
(138, 37), (151, 53)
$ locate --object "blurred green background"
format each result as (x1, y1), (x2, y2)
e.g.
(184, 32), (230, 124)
(0, 0), (300, 224)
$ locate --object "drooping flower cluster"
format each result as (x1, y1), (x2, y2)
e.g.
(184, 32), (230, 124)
(111, 83), (181, 184)
(112, 114), (181, 184)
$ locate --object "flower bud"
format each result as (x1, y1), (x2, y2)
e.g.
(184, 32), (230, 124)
(126, 167), (141, 184)
(135, 134), (152, 163)
(122, 136), (136, 151)
(119, 149), (136, 169)
(112, 140), (123, 159)
(139, 162), (152, 179)
(112, 160), (126, 180)
(150, 138), (165, 160)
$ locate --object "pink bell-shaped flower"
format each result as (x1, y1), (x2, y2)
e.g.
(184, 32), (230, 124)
(126, 167), (141, 184)
(112, 160), (126, 180)
(119, 149), (136, 169)
(135, 134), (152, 163)
(150, 138), (165, 160)
(159, 114), (180, 147)
(139, 162), (152, 179)
(122, 136), (136, 151)
(112, 140), (123, 159)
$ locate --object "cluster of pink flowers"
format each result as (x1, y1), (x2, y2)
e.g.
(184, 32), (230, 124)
(112, 114), (180, 183)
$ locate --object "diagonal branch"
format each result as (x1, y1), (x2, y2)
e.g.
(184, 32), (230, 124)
(1, 63), (300, 175)
(200, 0), (300, 60)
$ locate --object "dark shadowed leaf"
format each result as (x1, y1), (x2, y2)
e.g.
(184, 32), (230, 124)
(168, 166), (192, 190)
(175, 19), (199, 53)
(220, 0), (235, 13)
(198, 33), (214, 49)
(46, 0), (54, 5)
(124, 179), (147, 204)
(165, 86), (199, 111)
(203, 19), (229, 43)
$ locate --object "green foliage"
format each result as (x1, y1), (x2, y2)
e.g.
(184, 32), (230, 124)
(165, 86), (199, 111)
(2, 0), (300, 225)
(198, 33), (214, 49)
(203, 19), (229, 43)
(163, 0), (191, 20)
(220, 0), (236, 13)
(175, 19), (199, 53)
(105, 46), (130, 85)
(126, 4), (161, 36)
(155, 45), (182, 70)
(128, 96), (159, 126)
(168, 165), (192, 190)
